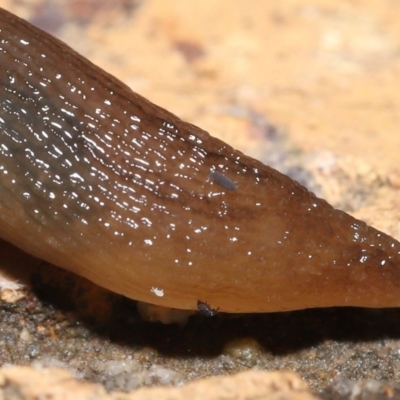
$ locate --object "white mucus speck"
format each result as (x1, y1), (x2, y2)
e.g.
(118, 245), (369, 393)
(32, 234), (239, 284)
(151, 287), (164, 297)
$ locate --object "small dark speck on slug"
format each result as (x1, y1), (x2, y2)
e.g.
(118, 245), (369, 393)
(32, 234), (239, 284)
(197, 300), (219, 317)
(208, 171), (237, 191)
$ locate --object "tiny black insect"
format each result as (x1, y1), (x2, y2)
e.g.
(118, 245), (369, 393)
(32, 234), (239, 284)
(197, 300), (219, 317)
(208, 171), (237, 191)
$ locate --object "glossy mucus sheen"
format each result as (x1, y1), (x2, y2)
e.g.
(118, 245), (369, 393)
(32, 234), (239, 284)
(1, 8), (400, 314)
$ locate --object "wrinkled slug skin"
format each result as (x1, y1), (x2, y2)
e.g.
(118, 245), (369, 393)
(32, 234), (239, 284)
(1, 8), (400, 313)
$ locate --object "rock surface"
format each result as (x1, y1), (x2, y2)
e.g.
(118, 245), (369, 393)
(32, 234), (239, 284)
(0, 367), (318, 400)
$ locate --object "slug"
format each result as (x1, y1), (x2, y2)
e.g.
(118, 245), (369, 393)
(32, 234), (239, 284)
(1, 7), (400, 314)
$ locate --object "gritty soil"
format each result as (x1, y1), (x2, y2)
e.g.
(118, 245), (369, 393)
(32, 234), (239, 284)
(1, 0), (400, 399)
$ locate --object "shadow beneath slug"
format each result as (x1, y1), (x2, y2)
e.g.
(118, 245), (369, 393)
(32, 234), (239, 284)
(107, 307), (400, 357)
(5, 253), (400, 359)
(241, 307), (400, 354)
(27, 265), (400, 357)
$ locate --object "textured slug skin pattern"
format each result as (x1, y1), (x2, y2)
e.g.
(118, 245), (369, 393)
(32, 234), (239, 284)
(1, 8), (400, 313)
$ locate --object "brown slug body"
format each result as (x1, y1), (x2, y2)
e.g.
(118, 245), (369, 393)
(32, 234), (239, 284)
(1, 7), (400, 314)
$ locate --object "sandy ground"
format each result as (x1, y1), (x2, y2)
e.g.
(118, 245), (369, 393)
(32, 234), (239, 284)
(1, 0), (400, 398)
